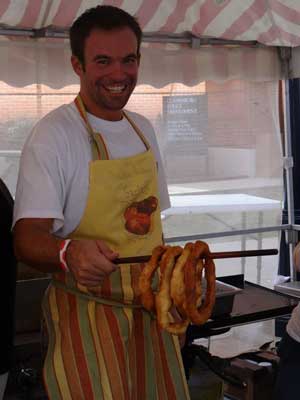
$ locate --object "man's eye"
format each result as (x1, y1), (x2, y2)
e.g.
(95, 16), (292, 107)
(97, 58), (109, 65)
(124, 57), (137, 64)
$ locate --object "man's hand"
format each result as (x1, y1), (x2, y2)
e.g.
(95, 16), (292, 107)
(13, 218), (119, 284)
(66, 239), (119, 287)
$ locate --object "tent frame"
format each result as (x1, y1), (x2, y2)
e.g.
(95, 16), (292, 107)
(0, 25), (261, 46)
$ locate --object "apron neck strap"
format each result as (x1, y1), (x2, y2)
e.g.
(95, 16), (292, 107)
(122, 112), (150, 151)
(74, 94), (151, 160)
(74, 94), (109, 160)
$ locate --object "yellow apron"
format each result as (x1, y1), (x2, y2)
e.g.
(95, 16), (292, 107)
(42, 95), (190, 400)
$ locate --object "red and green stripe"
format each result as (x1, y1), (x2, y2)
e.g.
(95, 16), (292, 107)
(43, 284), (190, 399)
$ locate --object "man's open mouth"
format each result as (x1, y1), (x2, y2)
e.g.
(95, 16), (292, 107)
(104, 85), (127, 94)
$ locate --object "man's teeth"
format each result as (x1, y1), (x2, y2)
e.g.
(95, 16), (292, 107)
(106, 86), (125, 93)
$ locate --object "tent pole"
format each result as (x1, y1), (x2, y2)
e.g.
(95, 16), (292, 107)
(281, 47), (297, 280)
(283, 81), (296, 280)
(0, 27), (261, 47)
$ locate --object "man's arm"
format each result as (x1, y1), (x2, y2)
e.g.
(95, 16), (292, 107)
(13, 218), (118, 286)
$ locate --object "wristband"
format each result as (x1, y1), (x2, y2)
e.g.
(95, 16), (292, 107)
(59, 239), (72, 272)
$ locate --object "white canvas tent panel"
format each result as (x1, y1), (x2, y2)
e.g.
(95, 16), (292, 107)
(0, 0), (299, 85)
(0, 0), (300, 46)
(0, 38), (282, 89)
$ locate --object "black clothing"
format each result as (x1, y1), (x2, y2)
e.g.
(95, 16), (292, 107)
(0, 179), (17, 374)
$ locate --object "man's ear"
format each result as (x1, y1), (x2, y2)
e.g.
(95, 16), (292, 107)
(71, 55), (84, 76)
(137, 53), (141, 67)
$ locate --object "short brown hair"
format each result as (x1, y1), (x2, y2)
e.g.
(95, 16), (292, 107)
(70, 5), (142, 65)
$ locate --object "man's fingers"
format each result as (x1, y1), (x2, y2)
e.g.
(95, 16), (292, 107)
(66, 239), (118, 285)
(96, 240), (119, 261)
(90, 258), (117, 275)
(75, 266), (107, 286)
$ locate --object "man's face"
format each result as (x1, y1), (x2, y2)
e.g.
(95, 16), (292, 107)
(72, 27), (140, 120)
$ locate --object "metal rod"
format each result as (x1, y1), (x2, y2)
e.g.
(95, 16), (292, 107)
(115, 248), (278, 265)
(164, 224), (290, 243)
(283, 79), (297, 281)
(0, 27), (263, 48)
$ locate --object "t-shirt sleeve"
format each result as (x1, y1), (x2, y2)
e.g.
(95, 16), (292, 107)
(13, 140), (65, 231)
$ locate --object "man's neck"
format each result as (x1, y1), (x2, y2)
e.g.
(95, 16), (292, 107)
(79, 92), (123, 121)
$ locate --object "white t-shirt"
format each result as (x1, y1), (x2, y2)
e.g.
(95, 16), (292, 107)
(13, 102), (170, 237)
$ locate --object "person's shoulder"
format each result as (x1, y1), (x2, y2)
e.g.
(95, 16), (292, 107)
(28, 102), (80, 146)
(36, 102), (78, 131)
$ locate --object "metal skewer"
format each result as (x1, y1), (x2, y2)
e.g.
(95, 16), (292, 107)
(114, 248), (278, 265)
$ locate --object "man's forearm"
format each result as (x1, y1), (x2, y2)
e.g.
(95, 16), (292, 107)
(13, 219), (62, 273)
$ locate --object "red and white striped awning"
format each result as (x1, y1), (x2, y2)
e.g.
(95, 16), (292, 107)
(1, 0), (300, 87)
(0, 0), (300, 47)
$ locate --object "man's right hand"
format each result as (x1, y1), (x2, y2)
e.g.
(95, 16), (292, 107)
(66, 239), (119, 287)
(13, 218), (118, 286)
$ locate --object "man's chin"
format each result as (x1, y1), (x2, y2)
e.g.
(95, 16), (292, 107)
(101, 88), (133, 105)
(102, 98), (130, 111)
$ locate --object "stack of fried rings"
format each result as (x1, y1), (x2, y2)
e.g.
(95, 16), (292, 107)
(138, 241), (216, 335)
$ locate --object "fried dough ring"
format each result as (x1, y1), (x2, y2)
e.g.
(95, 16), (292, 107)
(195, 258), (205, 307)
(195, 258), (216, 323)
(170, 242), (194, 317)
(155, 246), (190, 334)
(184, 240), (216, 325)
(139, 245), (167, 312)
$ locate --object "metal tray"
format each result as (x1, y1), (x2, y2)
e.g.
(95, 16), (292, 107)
(211, 280), (242, 317)
(274, 281), (300, 298)
(15, 277), (242, 333)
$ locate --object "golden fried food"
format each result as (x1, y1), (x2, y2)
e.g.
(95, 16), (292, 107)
(155, 246), (190, 334)
(139, 240), (216, 336)
(194, 258), (216, 323)
(183, 241), (216, 325)
(195, 258), (205, 307)
(139, 245), (167, 312)
(170, 242), (193, 317)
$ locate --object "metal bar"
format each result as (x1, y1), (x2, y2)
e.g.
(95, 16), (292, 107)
(241, 212), (246, 275)
(257, 211), (263, 284)
(0, 28), (34, 37)
(115, 248), (278, 265)
(189, 307), (295, 332)
(165, 224), (290, 244)
(0, 150), (21, 157)
(292, 224), (300, 231)
(0, 26), (264, 47)
(283, 79), (296, 280)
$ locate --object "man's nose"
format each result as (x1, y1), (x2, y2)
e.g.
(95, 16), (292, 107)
(109, 62), (127, 80)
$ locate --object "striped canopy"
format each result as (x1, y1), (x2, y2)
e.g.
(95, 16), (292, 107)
(0, 0), (300, 47)
(1, 0), (300, 87)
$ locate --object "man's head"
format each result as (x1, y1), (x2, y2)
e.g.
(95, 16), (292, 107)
(70, 6), (142, 121)
(70, 5), (142, 68)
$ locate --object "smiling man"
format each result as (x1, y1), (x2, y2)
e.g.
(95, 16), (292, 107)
(71, 25), (140, 120)
(13, 5), (190, 399)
